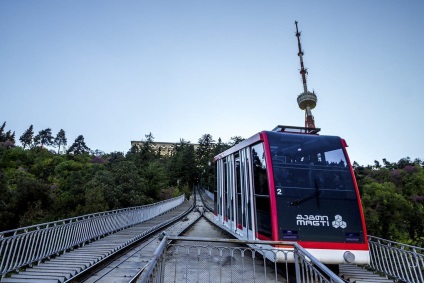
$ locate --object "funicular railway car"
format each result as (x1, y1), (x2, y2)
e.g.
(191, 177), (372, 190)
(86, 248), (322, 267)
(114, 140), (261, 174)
(213, 126), (370, 264)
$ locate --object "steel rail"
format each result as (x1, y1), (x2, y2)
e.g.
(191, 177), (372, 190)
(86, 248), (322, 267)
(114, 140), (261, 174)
(139, 236), (345, 283)
(73, 189), (201, 283)
(368, 235), (424, 283)
(0, 195), (185, 280)
(75, 198), (197, 283)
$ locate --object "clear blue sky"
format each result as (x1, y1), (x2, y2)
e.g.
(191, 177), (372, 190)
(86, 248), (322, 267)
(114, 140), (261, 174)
(1, 1), (422, 166)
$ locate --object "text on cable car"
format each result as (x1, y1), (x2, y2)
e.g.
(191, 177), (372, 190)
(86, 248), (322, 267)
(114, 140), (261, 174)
(296, 215), (330, 226)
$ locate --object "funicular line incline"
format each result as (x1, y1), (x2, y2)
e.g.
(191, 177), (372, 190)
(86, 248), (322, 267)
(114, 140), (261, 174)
(1, 195), (197, 283)
(197, 188), (397, 283)
(2, 190), (418, 283)
(78, 192), (206, 283)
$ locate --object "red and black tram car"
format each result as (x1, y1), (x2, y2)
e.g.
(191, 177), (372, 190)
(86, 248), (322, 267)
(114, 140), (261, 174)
(213, 126), (370, 264)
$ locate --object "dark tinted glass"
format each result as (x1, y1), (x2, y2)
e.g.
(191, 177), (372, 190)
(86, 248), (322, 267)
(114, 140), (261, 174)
(251, 143), (272, 238)
(269, 132), (355, 196)
(251, 143), (269, 196)
(267, 132), (364, 243)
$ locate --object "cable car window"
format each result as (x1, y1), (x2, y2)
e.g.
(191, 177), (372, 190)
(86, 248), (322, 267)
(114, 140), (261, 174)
(235, 152), (243, 228)
(251, 143), (272, 238)
(267, 132), (365, 244)
(269, 132), (355, 199)
(223, 159), (228, 220)
(214, 161), (219, 215)
(252, 143), (269, 196)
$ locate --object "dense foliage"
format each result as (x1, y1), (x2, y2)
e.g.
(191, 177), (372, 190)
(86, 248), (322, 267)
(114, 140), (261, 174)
(1, 121), (423, 247)
(354, 158), (424, 246)
(0, 122), (235, 232)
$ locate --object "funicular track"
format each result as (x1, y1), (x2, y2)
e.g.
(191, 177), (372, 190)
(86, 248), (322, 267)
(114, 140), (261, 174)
(196, 188), (396, 283)
(1, 190), (413, 282)
(71, 199), (200, 283)
(73, 190), (230, 283)
(1, 194), (202, 283)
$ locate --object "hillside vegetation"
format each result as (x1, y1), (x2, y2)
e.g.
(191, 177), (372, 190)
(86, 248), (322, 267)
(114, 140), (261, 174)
(354, 158), (424, 246)
(0, 122), (423, 246)
(0, 122), (232, 231)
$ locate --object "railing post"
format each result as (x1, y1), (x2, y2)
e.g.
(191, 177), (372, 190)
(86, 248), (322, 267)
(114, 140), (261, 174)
(413, 247), (424, 283)
(368, 235), (424, 283)
(294, 248), (301, 283)
(0, 195), (185, 278)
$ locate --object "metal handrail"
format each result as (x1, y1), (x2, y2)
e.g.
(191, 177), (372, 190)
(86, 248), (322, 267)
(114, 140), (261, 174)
(368, 235), (424, 283)
(197, 187), (214, 212)
(0, 195), (185, 279)
(139, 236), (345, 283)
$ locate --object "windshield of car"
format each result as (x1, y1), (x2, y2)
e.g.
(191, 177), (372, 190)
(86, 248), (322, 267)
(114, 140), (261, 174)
(268, 132), (355, 198)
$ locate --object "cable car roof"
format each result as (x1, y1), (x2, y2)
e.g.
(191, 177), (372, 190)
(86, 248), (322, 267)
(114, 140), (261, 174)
(272, 125), (321, 134)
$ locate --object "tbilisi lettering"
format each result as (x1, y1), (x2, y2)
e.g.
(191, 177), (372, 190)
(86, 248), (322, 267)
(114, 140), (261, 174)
(296, 214), (330, 227)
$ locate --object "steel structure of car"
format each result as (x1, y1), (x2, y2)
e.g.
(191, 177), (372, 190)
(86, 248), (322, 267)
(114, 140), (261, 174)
(213, 125), (370, 265)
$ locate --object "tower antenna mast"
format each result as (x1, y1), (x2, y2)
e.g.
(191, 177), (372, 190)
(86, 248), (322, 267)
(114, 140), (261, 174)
(295, 21), (318, 131)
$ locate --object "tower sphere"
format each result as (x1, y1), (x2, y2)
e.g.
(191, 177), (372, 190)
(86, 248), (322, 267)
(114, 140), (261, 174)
(297, 91), (317, 110)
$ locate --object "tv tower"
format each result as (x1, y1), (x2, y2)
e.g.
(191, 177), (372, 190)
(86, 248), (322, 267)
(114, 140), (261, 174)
(295, 21), (317, 131)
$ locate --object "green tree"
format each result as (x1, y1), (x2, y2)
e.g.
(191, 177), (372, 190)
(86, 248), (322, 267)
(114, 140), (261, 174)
(32, 134), (40, 148)
(30, 153), (65, 183)
(75, 173), (109, 214)
(4, 130), (15, 144)
(110, 160), (148, 206)
(0, 122), (15, 145)
(144, 132), (155, 146)
(229, 136), (244, 146)
(52, 157), (93, 217)
(0, 169), (14, 231)
(356, 158), (424, 245)
(361, 182), (410, 239)
(196, 134), (215, 188)
(7, 169), (52, 227)
(89, 169), (117, 209)
(143, 160), (168, 200)
(67, 135), (91, 155)
(34, 128), (54, 148)
(0, 121), (6, 142)
(382, 158), (395, 169)
(196, 134), (215, 166)
(127, 132), (158, 169)
(211, 137), (229, 157)
(169, 139), (197, 188)
(141, 132), (157, 159)
(19, 125), (34, 149)
(397, 157), (413, 169)
(54, 129), (67, 154)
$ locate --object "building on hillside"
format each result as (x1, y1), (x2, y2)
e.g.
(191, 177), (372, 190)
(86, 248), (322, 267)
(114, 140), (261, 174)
(130, 141), (199, 156)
